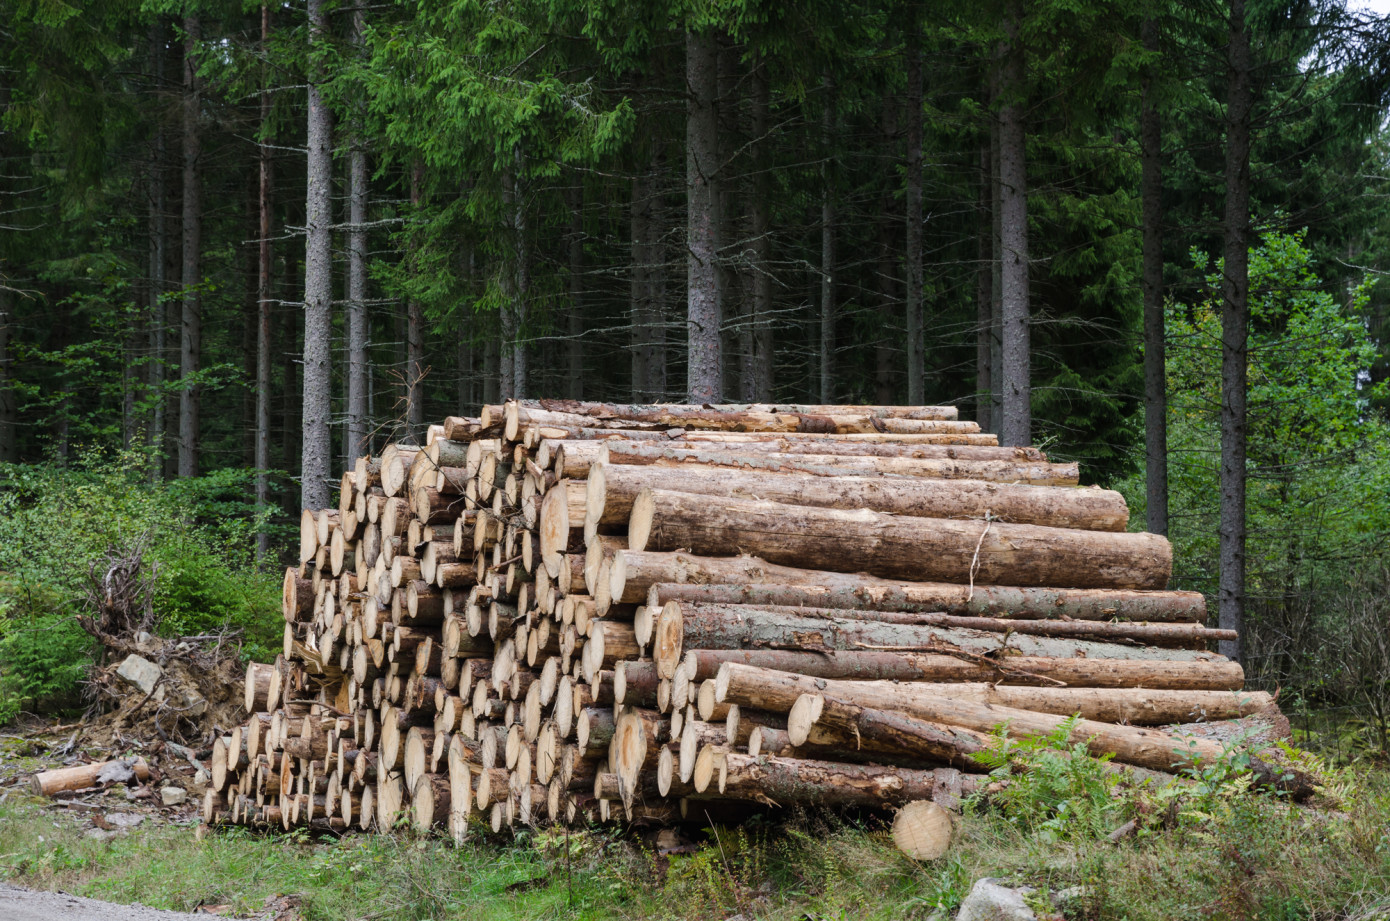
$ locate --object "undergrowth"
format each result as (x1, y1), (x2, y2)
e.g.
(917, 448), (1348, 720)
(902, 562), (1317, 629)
(0, 450), (286, 720)
(2, 759), (1390, 921)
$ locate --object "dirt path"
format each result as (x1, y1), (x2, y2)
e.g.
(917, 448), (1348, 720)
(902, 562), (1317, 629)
(0, 884), (212, 921)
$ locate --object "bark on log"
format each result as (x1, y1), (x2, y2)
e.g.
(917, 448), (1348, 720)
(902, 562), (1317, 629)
(714, 753), (981, 807)
(546, 437), (1042, 477)
(585, 442), (1076, 485)
(586, 462), (1127, 538)
(31, 758), (152, 795)
(714, 664), (1272, 726)
(652, 602), (1218, 679)
(678, 647), (1244, 691)
(629, 490), (1172, 590)
(642, 576), (1204, 623)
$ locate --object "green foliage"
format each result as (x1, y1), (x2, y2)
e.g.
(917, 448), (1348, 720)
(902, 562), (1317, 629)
(0, 451), (281, 721)
(967, 715), (1125, 842)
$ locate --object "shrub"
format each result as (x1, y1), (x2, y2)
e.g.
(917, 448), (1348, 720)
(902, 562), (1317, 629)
(0, 449), (285, 721)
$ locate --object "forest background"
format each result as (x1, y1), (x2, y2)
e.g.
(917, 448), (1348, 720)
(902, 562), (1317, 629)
(2, 0), (1390, 755)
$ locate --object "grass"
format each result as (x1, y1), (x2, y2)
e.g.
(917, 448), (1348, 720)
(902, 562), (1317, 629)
(3, 775), (1390, 921)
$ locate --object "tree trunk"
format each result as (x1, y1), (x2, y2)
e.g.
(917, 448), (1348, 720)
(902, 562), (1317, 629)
(989, 88), (1003, 432)
(976, 142), (993, 431)
(652, 603), (1218, 681)
(714, 664), (1269, 729)
(677, 646), (1242, 690)
(905, 30), (925, 404)
(0, 286), (15, 462)
(301, 0), (334, 511)
(567, 188), (584, 399)
(408, 159), (426, 432)
(630, 165), (652, 399)
(510, 144), (529, 398)
(997, 0), (1030, 447)
(1220, 0), (1251, 662)
(714, 753), (978, 806)
(30, 758), (152, 796)
(686, 27), (721, 401)
(1141, 16), (1167, 536)
(750, 58), (774, 402)
(179, 15), (202, 478)
(147, 21), (168, 479)
(346, 4), (370, 462)
(586, 461), (1128, 533)
(255, 3), (273, 563)
(579, 442), (1076, 484)
(627, 489), (1171, 590)
(819, 75), (836, 403)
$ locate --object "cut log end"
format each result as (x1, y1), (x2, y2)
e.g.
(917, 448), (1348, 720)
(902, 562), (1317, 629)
(891, 800), (953, 861)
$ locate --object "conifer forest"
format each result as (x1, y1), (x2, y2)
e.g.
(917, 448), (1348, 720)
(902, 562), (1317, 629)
(4, 0), (1390, 722)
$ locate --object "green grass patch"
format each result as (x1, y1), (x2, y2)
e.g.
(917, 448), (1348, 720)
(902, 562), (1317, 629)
(3, 775), (1390, 921)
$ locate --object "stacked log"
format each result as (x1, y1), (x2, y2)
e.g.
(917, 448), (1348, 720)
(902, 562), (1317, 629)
(205, 399), (1291, 840)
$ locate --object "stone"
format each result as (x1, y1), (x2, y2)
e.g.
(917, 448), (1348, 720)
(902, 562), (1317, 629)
(115, 655), (163, 698)
(161, 785), (188, 806)
(105, 812), (145, 828)
(956, 878), (1037, 921)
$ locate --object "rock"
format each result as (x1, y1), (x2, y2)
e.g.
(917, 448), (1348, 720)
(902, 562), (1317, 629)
(84, 828), (120, 842)
(105, 812), (145, 828)
(956, 878), (1037, 921)
(161, 785), (188, 806)
(115, 654), (163, 697)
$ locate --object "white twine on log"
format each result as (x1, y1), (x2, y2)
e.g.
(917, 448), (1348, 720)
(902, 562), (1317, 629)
(965, 511), (995, 603)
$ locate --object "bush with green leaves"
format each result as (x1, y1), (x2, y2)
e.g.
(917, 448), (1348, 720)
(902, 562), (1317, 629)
(0, 449), (285, 722)
(967, 716), (1125, 842)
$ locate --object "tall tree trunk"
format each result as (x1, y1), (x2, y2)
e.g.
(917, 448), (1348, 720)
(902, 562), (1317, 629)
(875, 99), (900, 405)
(1220, 0), (1252, 662)
(255, 2), (273, 565)
(630, 166), (651, 400)
(301, 0), (334, 510)
(1141, 16), (1168, 536)
(0, 286), (14, 462)
(997, 1), (1030, 447)
(484, 319), (500, 404)
(904, 30), (925, 405)
(179, 15), (201, 478)
(510, 145), (529, 399)
(147, 20), (168, 479)
(407, 160), (425, 433)
(346, 5), (369, 462)
(989, 95), (1003, 432)
(686, 27), (722, 402)
(567, 188), (584, 399)
(716, 36), (741, 399)
(819, 76), (836, 404)
(750, 58), (774, 402)
(976, 142), (993, 431)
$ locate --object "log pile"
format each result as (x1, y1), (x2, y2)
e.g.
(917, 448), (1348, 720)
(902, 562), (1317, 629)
(203, 399), (1288, 840)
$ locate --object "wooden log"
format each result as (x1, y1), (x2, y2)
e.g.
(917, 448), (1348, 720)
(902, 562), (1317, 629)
(283, 568), (314, 621)
(714, 664), (1273, 726)
(586, 462), (1127, 536)
(31, 757), (152, 796)
(892, 801), (954, 859)
(410, 773), (451, 831)
(591, 442), (1076, 485)
(787, 693), (992, 769)
(642, 576), (1204, 623)
(652, 602), (1219, 679)
(714, 753), (981, 807)
(629, 490), (1171, 591)
(679, 647), (1244, 691)
(546, 437), (1043, 477)
(244, 661), (274, 713)
(519, 399), (961, 422)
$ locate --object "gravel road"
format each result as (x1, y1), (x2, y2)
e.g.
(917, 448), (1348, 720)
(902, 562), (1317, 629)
(0, 884), (211, 921)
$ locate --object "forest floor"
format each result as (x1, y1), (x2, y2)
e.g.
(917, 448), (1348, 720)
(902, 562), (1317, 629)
(3, 724), (1390, 921)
